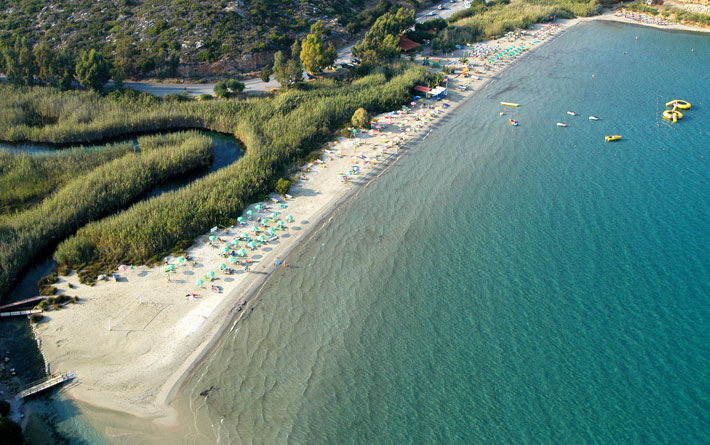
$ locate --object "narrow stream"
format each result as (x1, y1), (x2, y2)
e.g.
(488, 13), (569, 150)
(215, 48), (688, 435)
(0, 130), (243, 439)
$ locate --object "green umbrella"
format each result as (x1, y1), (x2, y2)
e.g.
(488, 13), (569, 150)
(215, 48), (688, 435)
(230, 239), (240, 246)
(219, 263), (227, 270)
(267, 228), (276, 236)
(163, 265), (174, 272)
(271, 212), (278, 219)
(196, 279), (204, 286)
(258, 235), (267, 242)
(228, 256), (238, 263)
(237, 216), (245, 223)
(286, 215), (294, 222)
(221, 246), (230, 254)
(277, 220), (285, 226)
(209, 235), (216, 242)
(248, 241), (257, 249)
(246, 210), (254, 217)
(237, 249), (247, 257)
(251, 226), (260, 232)
(255, 204), (263, 211)
(207, 271), (215, 277)
(178, 256), (186, 263)
(241, 232), (250, 239)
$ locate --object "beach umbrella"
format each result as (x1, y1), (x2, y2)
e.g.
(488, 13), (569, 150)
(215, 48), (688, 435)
(207, 271), (215, 278)
(255, 204), (263, 211)
(238, 249), (247, 257)
(271, 212), (278, 219)
(163, 265), (174, 272)
(230, 239), (239, 246)
(196, 279), (204, 287)
(248, 241), (257, 249)
(277, 220), (284, 227)
(209, 235), (216, 242)
(258, 235), (267, 243)
(237, 216), (245, 223)
(221, 246), (230, 254)
(268, 228), (276, 236)
(246, 210), (254, 217)
(241, 232), (249, 239)
(178, 256), (186, 263)
(228, 256), (238, 263)
(286, 215), (294, 223)
(219, 263), (227, 270)
(251, 226), (260, 233)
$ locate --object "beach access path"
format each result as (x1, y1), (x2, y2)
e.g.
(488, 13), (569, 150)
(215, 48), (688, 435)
(32, 9), (706, 430)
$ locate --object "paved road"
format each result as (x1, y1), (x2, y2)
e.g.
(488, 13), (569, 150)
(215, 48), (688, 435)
(122, 1), (469, 97)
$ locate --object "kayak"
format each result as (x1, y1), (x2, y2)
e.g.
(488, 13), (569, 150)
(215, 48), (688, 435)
(556, 122), (568, 127)
(567, 111), (578, 116)
(605, 135), (621, 142)
(509, 119), (519, 126)
(589, 116), (600, 120)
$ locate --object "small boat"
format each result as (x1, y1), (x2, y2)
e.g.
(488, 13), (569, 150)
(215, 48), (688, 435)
(567, 111), (578, 116)
(500, 101), (520, 107)
(589, 116), (600, 120)
(662, 109), (683, 123)
(556, 122), (568, 127)
(509, 119), (519, 126)
(605, 135), (621, 142)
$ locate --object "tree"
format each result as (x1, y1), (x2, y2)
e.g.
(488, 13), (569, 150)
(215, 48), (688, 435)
(275, 178), (291, 195)
(353, 7), (416, 63)
(227, 79), (244, 93)
(33, 42), (56, 84)
(272, 51), (288, 87)
(259, 64), (272, 83)
(351, 108), (370, 128)
(286, 58), (302, 85)
(113, 37), (136, 84)
(214, 81), (229, 98)
(300, 20), (337, 73)
(3, 37), (37, 85)
(75, 49), (112, 91)
(291, 40), (301, 60)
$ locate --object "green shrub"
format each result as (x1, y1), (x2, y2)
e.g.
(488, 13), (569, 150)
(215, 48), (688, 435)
(275, 178), (291, 195)
(39, 285), (57, 296)
(30, 313), (43, 323)
(199, 94), (213, 101)
(351, 107), (370, 128)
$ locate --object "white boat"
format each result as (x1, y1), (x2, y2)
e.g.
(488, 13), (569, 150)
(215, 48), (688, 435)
(556, 122), (568, 127)
(589, 116), (600, 120)
(567, 111), (578, 116)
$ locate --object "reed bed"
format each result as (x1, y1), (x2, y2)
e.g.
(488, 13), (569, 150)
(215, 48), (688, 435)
(441, 0), (598, 47)
(54, 64), (428, 275)
(0, 143), (135, 213)
(0, 132), (212, 297)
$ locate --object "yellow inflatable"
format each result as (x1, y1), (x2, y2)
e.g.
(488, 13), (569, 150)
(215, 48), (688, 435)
(605, 135), (621, 142)
(665, 99), (691, 110)
(663, 109), (683, 123)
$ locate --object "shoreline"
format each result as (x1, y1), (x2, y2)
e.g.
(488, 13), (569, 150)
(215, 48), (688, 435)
(28, 10), (709, 434)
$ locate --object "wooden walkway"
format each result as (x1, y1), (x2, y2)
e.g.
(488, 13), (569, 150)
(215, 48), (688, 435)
(0, 309), (42, 318)
(0, 296), (45, 311)
(16, 372), (76, 400)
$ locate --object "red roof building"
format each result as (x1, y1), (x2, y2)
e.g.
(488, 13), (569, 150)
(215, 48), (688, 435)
(399, 37), (422, 52)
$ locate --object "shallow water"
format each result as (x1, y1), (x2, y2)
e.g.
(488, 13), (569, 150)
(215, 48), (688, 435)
(47, 21), (710, 443)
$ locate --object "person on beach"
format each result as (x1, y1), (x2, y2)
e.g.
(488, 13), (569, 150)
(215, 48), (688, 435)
(167, 274), (171, 283)
(284, 262), (288, 268)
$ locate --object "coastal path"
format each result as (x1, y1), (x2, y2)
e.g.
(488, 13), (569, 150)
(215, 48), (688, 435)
(15, 372), (76, 400)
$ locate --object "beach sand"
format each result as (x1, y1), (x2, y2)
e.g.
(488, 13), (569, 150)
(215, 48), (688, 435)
(30, 9), (705, 432)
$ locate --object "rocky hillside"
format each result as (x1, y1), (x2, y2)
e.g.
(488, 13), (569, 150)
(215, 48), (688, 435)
(0, 0), (409, 77)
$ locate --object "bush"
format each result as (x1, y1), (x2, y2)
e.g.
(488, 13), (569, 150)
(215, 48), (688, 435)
(50, 304), (62, 311)
(30, 313), (43, 323)
(39, 285), (57, 296)
(199, 93), (213, 101)
(351, 107), (370, 128)
(275, 178), (291, 195)
(214, 81), (229, 98)
(227, 79), (245, 93)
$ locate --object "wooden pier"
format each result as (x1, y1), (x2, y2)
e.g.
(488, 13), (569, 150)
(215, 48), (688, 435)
(0, 309), (42, 318)
(15, 372), (76, 400)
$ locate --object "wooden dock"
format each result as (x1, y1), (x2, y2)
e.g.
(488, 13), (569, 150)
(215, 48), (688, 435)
(15, 372), (76, 400)
(0, 309), (42, 318)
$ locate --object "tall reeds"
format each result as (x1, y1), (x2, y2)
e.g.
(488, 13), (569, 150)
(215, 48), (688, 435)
(0, 132), (212, 297)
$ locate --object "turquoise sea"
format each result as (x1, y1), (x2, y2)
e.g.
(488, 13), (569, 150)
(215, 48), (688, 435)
(50, 21), (709, 443)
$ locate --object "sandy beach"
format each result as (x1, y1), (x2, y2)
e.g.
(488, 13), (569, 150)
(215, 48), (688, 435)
(29, 9), (707, 431)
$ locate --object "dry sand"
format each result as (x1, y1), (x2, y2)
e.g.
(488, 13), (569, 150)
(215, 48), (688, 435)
(31, 10), (706, 430)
